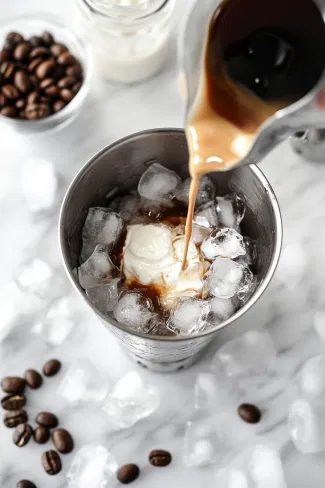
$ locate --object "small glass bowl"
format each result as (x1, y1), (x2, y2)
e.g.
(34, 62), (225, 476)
(0, 14), (91, 133)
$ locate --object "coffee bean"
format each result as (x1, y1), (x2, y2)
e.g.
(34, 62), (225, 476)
(29, 75), (39, 89)
(0, 49), (11, 63)
(39, 78), (54, 90)
(3, 409), (28, 428)
(66, 63), (83, 79)
(1, 376), (26, 394)
(60, 88), (73, 102)
(0, 60), (15, 80)
(238, 403), (262, 424)
(42, 31), (54, 46)
(57, 52), (76, 66)
(16, 480), (37, 488)
(29, 35), (43, 47)
(50, 43), (68, 57)
(45, 85), (60, 98)
(4, 38), (16, 51)
(14, 42), (31, 61)
(42, 450), (62, 475)
(13, 423), (33, 447)
(52, 428), (74, 454)
(40, 95), (51, 104)
(14, 70), (31, 93)
(43, 359), (61, 377)
(72, 81), (82, 94)
(0, 93), (8, 106)
(15, 98), (26, 110)
(53, 100), (65, 112)
(25, 103), (50, 120)
(6, 32), (24, 45)
(117, 464), (140, 484)
(2, 84), (19, 99)
(36, 58), (55, 79)
(24, 369), (43, 389)
(52, 65), (65, 81)
(27, 91), (40, 105)
(34, 426), (50, 444)
(149, 449), (172, 467)
(29, 46), (49, 60)
(36, 411), (58, 428)
(58, 76), (76, 89)
(28, 57), (44, 72)
(1, 394), (25, 410)
(0, 106), (17, 117)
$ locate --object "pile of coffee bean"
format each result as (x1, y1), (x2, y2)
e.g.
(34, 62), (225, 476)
(0, 31), (83, 120)
(117, 449), (172, 484)
(1, 359), (74, 488)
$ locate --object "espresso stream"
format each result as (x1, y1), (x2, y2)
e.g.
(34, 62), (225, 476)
(182, 0), (325, 268)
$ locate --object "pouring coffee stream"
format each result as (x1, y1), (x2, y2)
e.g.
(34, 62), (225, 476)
(182, 0), (325, 267)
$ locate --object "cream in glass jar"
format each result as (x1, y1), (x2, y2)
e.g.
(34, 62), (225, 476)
(73, 0), (175, 83)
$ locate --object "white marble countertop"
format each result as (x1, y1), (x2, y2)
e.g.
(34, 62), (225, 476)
(1, 0), (325, 487)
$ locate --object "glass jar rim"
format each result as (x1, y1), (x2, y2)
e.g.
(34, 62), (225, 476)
(82, 0), (171, 21)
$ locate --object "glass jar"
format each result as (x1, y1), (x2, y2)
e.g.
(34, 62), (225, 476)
(73, 0), (175, 84)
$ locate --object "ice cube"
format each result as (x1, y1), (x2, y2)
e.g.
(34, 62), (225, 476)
(167, 298), (212, 336)
(216, 193), (246, 230)
(14, 257), (65, 300)
(243, 236), (257, 265)
(194, 202), (219, 228)
(213, 330), (277, 379)
(194, 372), (233, 411)
(57, 358), (109, 404)
(299, 355), (325, 400)
(67, 444), (117, 488)
(31, 295), (83, 347)
(78, 245), (121, 289)
(215, 442), (287, 488)
(113, 290), (154, 332)
(183, 413), (227, 467)
(86, 282), (119, 315)
(176, 176), (216, 206)
(81, 208), (124, 262)
(209, 297), (236, 324)
(109, 193), (141, 223)
(206, 257), (254, 299)
(191, 224), (212, 245)
(313, 310), (325, 344)
(201, 228), (246, 260)
(21, 158), (58, 214)
(102, 371), (160, 428)
(138, 163), (181, 203)
(289, 398), (325, 454)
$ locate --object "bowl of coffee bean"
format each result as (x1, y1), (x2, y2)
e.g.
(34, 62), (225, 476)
(0, 14), (90, 132)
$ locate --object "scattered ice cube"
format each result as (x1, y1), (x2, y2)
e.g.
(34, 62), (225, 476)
(102, 371), (160, 428)
(67, 444), (117, 488)
(14, 257), (65, 300)
(31, 295), (83, 347)
(57, 358), (109, 404)
(215, 442), (287, 488)
(86, 282), (119, 315)
(109, 193), (141, 222)
(201, 228), (246, 260)
(78, 245), (121, 289)
(191, 223), (211, 245)
(183, 413), (227, 467)
(216, 193), (245, 230)
(167, 298), (211, 336)
(213, 330), (277, 379)
(299, 355), (325, 400)
(289, 398), (325, 454)
(276, 243), (308, 291)
(206, 257), (254, 299)
(81, 208), (124, 262)
(21, 158), (58, 214)
(176, 176), (216, 206)
(138, 163), (181, 203)
(113, 290), (154, 332)
(194, 202), (219, 228)
(194, 372), (233, 411)
(209, 297), (236, 324)
(313, 310), (325, 344)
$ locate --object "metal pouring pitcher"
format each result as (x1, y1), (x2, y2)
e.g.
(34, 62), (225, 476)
(179, 0), (325, 167)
